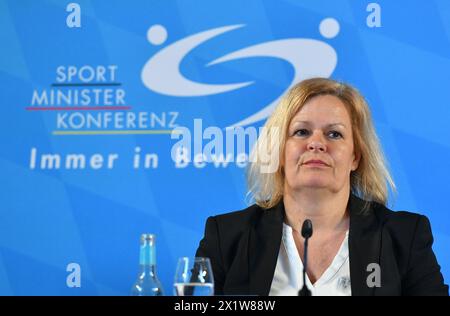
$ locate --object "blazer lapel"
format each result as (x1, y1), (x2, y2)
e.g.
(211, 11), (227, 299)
(348, 194), (383, 296)
(248, 202), (284, 296)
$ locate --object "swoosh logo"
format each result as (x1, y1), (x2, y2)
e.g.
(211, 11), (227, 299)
(142, 20), (338, 127)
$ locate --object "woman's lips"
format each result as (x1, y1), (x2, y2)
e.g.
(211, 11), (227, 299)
(303, 160), (329, 167)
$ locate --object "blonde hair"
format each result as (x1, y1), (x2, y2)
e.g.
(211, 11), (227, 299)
(247, 78), (396, 209)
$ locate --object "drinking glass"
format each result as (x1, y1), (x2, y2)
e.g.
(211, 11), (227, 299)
(174, 257), (214, 296)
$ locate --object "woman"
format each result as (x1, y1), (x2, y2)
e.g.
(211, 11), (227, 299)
(195, 78), (448, 296)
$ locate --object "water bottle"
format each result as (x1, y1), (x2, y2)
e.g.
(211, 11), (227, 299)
(131, 234), (164, 296)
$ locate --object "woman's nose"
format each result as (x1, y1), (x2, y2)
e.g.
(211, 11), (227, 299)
(307, 133), (326, 152)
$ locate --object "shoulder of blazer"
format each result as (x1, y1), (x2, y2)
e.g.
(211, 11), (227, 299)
(348, 195), (442, 296)
(208, 204), (268, 247)
(211, 203), (270, 231)
(369, 199), (427, 232)
(352, 195), (425, 231)
(209, 203), (283, 257)
(354, 197), (433, 268)
(370, 200), (432, 255)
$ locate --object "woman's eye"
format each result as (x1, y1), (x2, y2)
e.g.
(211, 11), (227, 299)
(328, 130), (343, 139)
(292, 129), (343, 138)
(294, 129), (309, 137)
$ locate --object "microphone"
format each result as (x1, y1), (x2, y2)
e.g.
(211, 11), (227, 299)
(298, 219), (313, 296)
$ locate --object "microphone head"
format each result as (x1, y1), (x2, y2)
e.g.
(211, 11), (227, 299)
(301, 219), (313, 239)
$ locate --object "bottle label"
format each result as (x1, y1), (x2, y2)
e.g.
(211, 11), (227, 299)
(140, 243), (156, 266)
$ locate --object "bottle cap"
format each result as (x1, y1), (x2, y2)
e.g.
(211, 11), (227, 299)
(140, 234), (155, 242)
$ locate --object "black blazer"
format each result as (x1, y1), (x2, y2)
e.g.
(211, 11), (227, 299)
(195, 194), (448, 296)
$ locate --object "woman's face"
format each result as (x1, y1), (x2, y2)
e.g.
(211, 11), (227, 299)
(283, 95), (360, 194)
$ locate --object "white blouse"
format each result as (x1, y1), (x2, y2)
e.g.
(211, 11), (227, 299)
(269, 223), (351, 296)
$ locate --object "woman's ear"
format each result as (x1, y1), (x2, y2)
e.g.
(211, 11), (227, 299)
(351, 151), (361, 171)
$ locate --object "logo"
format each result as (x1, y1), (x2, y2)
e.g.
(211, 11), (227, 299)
(142, 18), (339, 127)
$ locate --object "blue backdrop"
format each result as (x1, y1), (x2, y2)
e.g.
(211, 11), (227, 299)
(0, 0), (449, 295)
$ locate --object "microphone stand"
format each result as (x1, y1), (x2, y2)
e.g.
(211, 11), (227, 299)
(298, 219), (313, 296)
